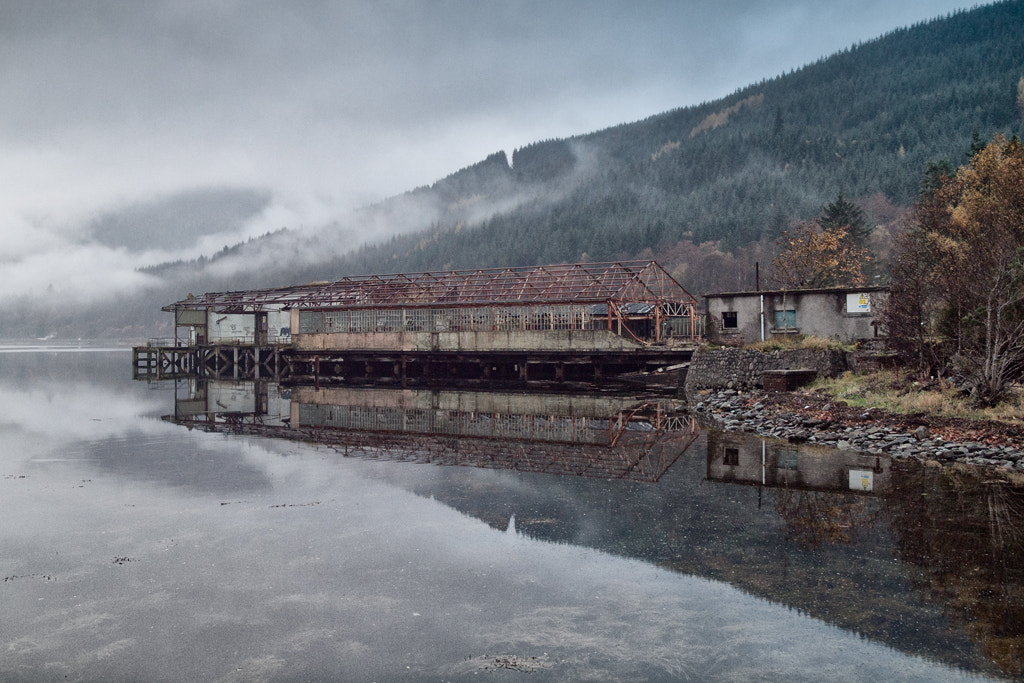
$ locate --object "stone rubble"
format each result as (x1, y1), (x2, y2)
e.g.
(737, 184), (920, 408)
(691, 389), (1024, 471)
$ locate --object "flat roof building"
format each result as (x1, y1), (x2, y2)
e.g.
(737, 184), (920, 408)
(704, 286), (888, 346)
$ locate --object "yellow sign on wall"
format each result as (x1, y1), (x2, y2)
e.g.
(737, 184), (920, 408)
(846, 292), (871, 314)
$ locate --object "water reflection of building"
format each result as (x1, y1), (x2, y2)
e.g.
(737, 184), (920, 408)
(163, 380), (1023, 677)
(169, 378), (292, 428)
(166, 380), (698, 483)
(706, 430), (889, 493)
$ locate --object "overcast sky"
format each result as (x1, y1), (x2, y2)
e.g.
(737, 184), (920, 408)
(0, 0), (977, 305)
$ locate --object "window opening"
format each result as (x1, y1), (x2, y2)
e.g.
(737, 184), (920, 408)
(773, 309), (796, 330)
(776, 449), (799, 470)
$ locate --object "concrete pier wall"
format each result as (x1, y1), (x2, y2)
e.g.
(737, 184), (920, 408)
(292, 328), (644, 353)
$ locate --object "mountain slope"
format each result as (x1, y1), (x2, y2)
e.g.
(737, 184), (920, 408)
(10, 1), (1024, 339)
(205, 1), (1024, 291)
(380, 1), (1024, 267)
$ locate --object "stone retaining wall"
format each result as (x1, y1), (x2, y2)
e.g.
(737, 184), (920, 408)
(684, 348), (848, 400)
(762, 369), (819, 392)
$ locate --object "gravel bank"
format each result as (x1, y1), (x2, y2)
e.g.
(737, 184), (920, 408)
(692, 388), (1024, 472)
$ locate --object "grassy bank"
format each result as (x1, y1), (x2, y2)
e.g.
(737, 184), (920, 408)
(811, 370), (1024, 424)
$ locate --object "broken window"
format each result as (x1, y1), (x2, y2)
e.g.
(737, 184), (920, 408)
(721, 311), (738, 329)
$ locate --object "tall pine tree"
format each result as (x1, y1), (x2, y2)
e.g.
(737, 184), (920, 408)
(818, 193), (872, 248)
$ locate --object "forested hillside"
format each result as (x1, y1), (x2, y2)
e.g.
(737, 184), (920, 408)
(183, 2), (1023, 288)
(12, 1), (1024, 338)
(339, 0), (1024, 284)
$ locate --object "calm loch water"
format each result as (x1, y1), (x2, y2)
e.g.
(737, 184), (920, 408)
(1, 348), (1022, 681)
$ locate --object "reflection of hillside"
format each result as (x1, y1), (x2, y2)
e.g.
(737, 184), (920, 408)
(85, 434), (274, 496)
(884, 463), (1024, 679)
(165, 381), (698, 483)
(396, 435), (1005, 678)
(773, 489), (879, 550)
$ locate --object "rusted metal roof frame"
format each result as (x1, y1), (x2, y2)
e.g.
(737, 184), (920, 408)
(162, 261), (697, 313)
(161, 283), (326, 313)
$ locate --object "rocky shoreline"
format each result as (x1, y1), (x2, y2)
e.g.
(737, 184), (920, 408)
(691, 388), (1024, 472)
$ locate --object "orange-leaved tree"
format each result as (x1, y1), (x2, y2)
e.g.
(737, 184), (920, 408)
(768, 221), (869, 289)
(886, 134), (1024, 405)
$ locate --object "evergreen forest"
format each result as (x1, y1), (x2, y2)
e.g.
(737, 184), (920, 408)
(11, 0), (1024, 338)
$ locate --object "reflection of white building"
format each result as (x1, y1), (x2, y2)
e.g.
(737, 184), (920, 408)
(167, 384), (699, 483)
(704, 286), (889, 346)
(706, 430), (889, 493)
(171, 379), (292, 427)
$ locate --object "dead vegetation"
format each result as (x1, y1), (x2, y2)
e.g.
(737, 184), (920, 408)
(812, 370), (1024, 423)
(746, 334), (856, 353)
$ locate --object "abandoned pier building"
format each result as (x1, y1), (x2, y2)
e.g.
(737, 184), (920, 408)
(135, 261), (700, 384)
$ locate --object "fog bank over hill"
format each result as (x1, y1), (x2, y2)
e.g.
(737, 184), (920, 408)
(1, 1), (1014, 339)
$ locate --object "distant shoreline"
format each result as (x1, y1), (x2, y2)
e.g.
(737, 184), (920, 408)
(0, 343), (130, 353)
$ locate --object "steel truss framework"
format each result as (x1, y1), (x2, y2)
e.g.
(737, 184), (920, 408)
(162, 261), (700, 344)
(168, 405), (699, 483)
(163, 261), (697, 314)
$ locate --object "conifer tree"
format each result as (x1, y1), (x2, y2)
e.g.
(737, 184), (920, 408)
(818, 193), (872, 248)
(1016, 76), (1024, 120)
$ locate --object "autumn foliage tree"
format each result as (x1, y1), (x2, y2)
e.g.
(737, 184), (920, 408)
(883, 223), (947, 375)
(768, 221), (870, 289)
(885, 135), (1024, 406)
